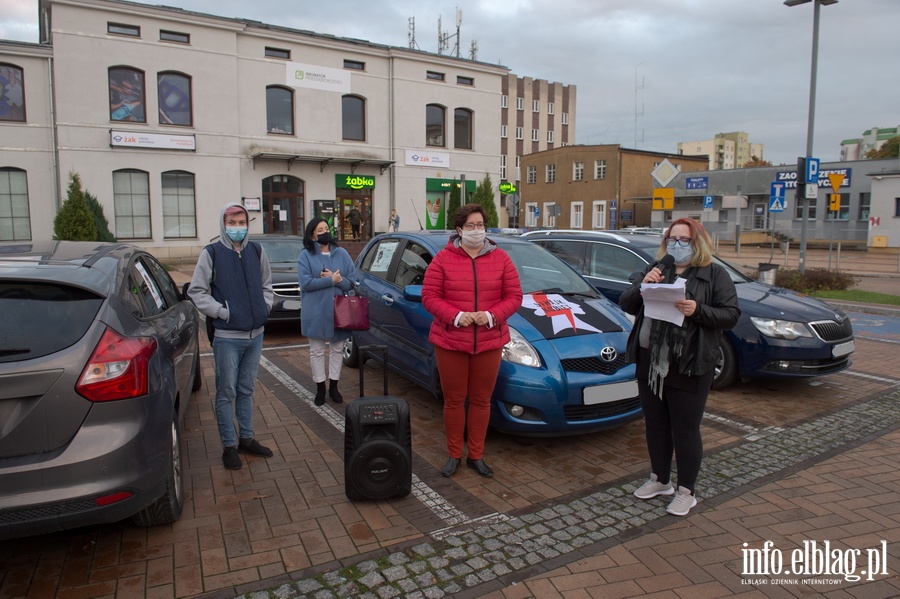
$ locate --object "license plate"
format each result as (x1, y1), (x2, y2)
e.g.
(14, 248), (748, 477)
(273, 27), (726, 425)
(832, 340), (854, 357)
(583, 380), (639, 405)
(282, 300), (301, 311)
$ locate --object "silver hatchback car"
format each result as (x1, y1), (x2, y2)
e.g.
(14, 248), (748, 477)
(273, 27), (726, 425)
(0, 241), (200, 539)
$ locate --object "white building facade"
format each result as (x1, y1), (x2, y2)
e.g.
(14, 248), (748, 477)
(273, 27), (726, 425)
(0, 0), (509, 259)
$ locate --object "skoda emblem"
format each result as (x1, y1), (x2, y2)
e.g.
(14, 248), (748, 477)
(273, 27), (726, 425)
(599, 346), (618, 362)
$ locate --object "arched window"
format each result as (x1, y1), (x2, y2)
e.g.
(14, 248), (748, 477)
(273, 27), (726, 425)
(109, 67), (146, 123)
(0, 168), (30, 240)
(266, 86), (293, 134)
(157, 71), (192, 126)
(162, 171), (196, 238)
(426, 104), (445, 147)
(113, 169), (151, 238)
(342, 95), (366, 141)
(454, 108), (473, 150)
(0, 64), (25, 122)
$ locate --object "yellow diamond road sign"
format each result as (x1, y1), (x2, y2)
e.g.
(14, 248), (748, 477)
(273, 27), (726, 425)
(827, 173), (845, 194)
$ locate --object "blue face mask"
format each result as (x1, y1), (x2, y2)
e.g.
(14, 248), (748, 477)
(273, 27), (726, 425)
(667, 245), (694, 266)
(225, 226), (248, 242)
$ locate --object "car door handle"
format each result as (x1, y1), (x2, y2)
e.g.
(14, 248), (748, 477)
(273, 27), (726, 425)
(381, 294), (394, 305)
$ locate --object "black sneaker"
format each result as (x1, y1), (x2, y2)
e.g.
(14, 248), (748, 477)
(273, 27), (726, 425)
(223, 446), (242, 470)
(238, 437), (273, 457)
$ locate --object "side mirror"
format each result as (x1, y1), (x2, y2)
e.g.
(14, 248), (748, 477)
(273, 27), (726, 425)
(403, 284), (423, 303)
(181, 282), (191, 302)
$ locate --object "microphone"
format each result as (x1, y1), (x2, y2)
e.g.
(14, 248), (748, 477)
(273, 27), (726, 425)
(652, 254), (676, 282)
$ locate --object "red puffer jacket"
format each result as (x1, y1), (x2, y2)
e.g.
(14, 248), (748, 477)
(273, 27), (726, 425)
(422, 238), (523, 354)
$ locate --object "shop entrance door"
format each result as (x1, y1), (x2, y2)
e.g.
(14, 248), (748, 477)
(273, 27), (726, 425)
(337, 193), (371, 241)
(262, 175), (304, 235)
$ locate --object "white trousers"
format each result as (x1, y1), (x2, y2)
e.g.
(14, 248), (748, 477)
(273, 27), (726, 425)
(309, 338), (345, 383)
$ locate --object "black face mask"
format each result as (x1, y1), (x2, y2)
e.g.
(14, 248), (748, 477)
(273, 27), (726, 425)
(316, 232), (333, 246)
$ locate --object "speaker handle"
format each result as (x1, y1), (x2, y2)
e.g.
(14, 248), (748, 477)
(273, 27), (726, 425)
(358, 344), (389, 397)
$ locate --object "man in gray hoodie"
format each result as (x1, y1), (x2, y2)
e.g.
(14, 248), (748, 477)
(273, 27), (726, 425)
(189, 203), (274, 469)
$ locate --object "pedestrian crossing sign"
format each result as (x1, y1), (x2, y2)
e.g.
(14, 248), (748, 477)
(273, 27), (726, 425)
(769, 196), (785, 212)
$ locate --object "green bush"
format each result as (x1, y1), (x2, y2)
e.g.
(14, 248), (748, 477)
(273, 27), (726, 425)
(85, 190), (116, 242)
(770, 267), (857, 293)
(53, 172), (98, 241)
(471, 173), (499, 227)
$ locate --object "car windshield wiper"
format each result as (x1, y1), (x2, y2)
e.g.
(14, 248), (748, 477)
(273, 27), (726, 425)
(527, 289), (598, 299)
(0, 348), (31, 356)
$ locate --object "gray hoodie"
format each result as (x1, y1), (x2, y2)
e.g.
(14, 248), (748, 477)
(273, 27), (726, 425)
(187, 202), (274, 339)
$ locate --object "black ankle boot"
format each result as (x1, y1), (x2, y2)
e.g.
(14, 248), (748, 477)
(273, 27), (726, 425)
(329, 379), (343, 403)
(314, 382), (326, 406)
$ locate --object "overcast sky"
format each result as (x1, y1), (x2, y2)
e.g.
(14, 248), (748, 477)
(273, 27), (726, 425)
(3, 0), (898, 165)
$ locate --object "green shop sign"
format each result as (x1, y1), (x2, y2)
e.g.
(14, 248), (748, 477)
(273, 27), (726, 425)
(336, 174), (376, 190)
(499, 181), (516, 194)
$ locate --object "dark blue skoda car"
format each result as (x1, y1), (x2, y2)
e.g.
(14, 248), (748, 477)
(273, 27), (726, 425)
(343, 231), (643, 436)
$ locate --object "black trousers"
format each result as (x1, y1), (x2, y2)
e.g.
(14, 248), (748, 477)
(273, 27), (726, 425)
(637, 349), (714, 494)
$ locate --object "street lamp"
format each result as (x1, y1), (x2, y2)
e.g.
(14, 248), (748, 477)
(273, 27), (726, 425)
(785, 0), (837, 274)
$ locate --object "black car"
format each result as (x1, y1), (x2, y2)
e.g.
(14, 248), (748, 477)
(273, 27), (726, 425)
(0, 241), (200, 539)
(523, 230), (855, 389)
(254, 234), (303, 321)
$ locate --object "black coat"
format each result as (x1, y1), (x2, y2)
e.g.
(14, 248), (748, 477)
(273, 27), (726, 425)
(620, 261), (740, 377)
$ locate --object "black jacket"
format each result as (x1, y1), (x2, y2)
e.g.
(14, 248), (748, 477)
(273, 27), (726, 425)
(620, 261), (740, 377)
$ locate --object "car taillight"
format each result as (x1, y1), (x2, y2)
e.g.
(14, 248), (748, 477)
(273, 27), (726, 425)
(76, 328), (157, 402)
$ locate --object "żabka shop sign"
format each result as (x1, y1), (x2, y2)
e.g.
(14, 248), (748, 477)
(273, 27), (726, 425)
(336, 174), (375, 190)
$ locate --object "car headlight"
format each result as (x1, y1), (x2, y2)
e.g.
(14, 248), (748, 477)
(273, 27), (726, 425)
(750, 316), (813, 340)
(502, 326), (542, 368)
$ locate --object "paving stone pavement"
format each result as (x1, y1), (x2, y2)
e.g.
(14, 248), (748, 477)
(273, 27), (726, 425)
(213, 385), (900, 599)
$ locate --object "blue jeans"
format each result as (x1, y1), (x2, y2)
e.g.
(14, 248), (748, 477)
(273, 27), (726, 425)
(212, 335), (264, 448)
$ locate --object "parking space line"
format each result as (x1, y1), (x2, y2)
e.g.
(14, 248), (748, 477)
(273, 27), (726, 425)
(855, 334), (900, 345)
(844, 369), (900, 385)
(704, 411), (784, 441)
(257, 355), (485, 532)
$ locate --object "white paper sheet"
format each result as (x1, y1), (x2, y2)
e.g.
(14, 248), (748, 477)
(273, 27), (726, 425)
(641, 278), (687, 326)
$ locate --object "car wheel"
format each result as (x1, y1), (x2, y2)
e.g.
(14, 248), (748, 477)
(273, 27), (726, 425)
(132, 414), (184, 527)
(342, 334), (360, 368)
(191, 350), (202, 392)
(712, 334), (738, 390)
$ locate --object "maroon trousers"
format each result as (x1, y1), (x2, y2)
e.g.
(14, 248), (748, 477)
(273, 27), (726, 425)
(435, 346), (503, 460)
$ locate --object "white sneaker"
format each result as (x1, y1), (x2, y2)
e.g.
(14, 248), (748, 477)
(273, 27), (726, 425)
(633, 473), (674, 499)
(666, 486), (698, 516)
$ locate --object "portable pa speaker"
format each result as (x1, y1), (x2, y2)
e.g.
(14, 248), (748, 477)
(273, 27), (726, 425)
(344, 397), (412, 501)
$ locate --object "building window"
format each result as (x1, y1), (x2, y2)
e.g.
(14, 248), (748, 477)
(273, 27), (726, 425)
(571, 202), (583, 228)
(162, 171), (196, 238)
(108, 22), (140, 37)
(547, 131), (554, 144)
(457, 75), (474, 86)
(546, 164), (555, 183)
(426, 103), (445, 146)
(795, 197), (817, 220)
(342, 95), (366, 141)
(561, 112), (569, 125)
(265, 47), (291, 59)
(896, 197), (900, 218)
(501, 95), (508, 108)
(858, 192), (871, 220)
(500, 155), (507, 180)
(532, 100), (539, 112)
(594, 160), (607, 180)
(525, 202), (537, 227)
(343, 59), (365, 70)
(0, 168), (30, 240)
(516, 97), (524, 111)
(113, 169), (151, 239)
(515, 127), (523, 140)
(500, 125), (507, 138)
(547, 102), (554, 115)
(531, 129), (539, 142)
(109, 67), (146, 122)
(159, 30), (189, 44)
(266, 86), (293, 134)
(515, 156), (521, 181)
(454, 108), (473, 150)
(827, 193), (850, 221)
(157, 72), (192, 126)
(0, 64), (25, 122)
(592, 201), (607, 229)
(573, 161), (584, 181)
(426, 71), (445, 81)
(527, 165), (536, 184)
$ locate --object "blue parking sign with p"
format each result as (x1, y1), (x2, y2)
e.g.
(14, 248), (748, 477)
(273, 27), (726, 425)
(805, 157), (820, 185)
(703, 195), (713, 209)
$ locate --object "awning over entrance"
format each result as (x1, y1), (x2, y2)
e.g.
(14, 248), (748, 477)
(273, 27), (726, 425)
(251, 152), (394, 174)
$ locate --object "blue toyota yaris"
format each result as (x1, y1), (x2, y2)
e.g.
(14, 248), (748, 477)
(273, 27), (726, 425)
(342, 231), (642, 436)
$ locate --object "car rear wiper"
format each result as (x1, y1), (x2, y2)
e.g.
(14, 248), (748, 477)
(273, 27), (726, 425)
(0, 348), (31, 356)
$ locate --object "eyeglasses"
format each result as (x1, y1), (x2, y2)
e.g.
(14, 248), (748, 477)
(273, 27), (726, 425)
(665, 237), (692, 248)
(462, 223), (485, 231)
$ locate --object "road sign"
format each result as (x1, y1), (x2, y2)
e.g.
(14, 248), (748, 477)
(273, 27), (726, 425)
(805, 157), (820, 184)
(827, 173), (845, 193)
(804, 183), (818, 200)
(769, 196), (785, 212)
(652, 188), (674, 210)
(703, 195), (714, 210)
(830, 194), (841, 212)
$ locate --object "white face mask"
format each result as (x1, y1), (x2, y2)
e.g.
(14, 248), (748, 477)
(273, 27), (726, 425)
(459, 229), (486, 248)
(667, 245), (694, 265)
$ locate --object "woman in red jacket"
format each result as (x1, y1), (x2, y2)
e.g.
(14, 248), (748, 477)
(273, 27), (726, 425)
(422, 204), (523, 478)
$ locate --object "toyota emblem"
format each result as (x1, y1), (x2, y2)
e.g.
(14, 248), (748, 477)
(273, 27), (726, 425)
(599, 346), (618, 362)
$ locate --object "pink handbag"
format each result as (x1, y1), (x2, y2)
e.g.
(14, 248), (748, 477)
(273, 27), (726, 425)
(333, 293), (369, 330)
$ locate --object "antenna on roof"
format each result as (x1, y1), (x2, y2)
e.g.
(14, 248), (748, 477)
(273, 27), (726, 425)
(408, 16), (419, 50)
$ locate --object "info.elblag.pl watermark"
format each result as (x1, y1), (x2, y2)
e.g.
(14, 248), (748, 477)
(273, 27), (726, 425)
(741, 540), (889, 585)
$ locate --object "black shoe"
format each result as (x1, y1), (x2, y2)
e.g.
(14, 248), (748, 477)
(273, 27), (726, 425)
(314, 382), (326, 406)
(466, 458), (494, 478)
(441, 457), (461, 477)
(222, 446), (242, 470)
(329, 379), (343, 404)
(238, 437), (273, 457)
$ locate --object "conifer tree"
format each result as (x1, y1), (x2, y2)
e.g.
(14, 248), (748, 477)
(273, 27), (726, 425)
(53, 171), (98, 241)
